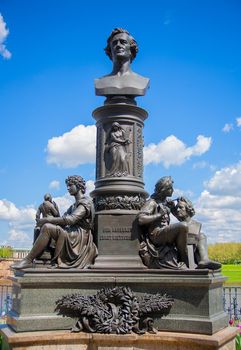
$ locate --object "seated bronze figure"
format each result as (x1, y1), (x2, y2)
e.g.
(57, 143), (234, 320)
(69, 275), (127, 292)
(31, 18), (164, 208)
(174, 196), (221, 270)
(12, 175), (97, 269)
(138, 176), (189, 269)
(138, 176), (221, 270)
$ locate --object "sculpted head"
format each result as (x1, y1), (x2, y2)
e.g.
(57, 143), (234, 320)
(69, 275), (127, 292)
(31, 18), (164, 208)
(44, 193), (52, 201)
(153, 176), (174, 199)
(65, 175), (86, 194)
(105, 28), (138, 63)
(176, 197), (195, 220)
(112, 122), (122, 130)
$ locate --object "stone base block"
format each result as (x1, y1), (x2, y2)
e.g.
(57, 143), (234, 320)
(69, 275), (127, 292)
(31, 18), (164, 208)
(0, 326), (238, 350)
(93, 255), (147, 269)
(8, 269), (228, 335)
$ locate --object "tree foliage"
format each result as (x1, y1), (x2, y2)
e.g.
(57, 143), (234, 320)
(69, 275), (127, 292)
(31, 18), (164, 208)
(208, 243), (241, 264)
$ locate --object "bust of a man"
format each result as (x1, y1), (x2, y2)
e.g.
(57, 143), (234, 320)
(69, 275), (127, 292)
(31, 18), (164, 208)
(95, 28), (149, 97)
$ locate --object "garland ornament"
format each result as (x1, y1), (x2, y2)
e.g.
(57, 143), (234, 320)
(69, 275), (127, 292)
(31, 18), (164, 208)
(56, 286), (174, 334)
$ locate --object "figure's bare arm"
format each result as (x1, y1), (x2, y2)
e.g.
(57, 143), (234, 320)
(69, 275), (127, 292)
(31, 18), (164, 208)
(138, 200), (162, 226)
(50, 205), (60, 217)
(110, 132), (128, 144)
(53, 201), (60, 217)
(37, 216), (66, 227)
(35, 207), (41, 221)
(62, 205), (87, 226)
(138, 213), (162, 225)
(38, 204), (87, 227)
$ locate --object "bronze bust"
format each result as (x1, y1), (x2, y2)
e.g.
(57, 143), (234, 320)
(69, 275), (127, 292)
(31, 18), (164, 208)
(95, 28), (149, 97)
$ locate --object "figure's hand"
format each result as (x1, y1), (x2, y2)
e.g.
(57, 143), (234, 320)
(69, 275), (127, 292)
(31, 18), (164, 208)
(166, 199), (176, 210)
(153, 213), (162, 221)
(37, 218), (48, 227)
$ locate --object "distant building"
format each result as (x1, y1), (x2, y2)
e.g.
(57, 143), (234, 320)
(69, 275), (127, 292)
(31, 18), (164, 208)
(12, 248), (30, 260)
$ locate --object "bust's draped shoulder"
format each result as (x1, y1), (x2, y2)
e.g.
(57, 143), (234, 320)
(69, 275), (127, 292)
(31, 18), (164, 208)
(95, 72), (150, 96)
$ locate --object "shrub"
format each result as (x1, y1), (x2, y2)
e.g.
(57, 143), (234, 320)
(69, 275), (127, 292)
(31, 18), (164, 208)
(0, 246), (13, 259)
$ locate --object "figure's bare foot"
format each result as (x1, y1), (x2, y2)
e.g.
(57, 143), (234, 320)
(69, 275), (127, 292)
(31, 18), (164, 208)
(11, 258), (33, 270)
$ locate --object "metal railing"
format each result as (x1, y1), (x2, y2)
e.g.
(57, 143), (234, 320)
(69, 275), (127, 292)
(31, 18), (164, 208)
(0, 285), (12, 322)
(223, 287), (241, 320)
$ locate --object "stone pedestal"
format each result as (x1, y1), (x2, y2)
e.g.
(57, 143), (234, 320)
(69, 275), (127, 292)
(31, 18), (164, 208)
(92, 212), (146, 269)
(7, 269), (227, 335)
(1, 327), (238, 350)
(91, 102), (148, 269)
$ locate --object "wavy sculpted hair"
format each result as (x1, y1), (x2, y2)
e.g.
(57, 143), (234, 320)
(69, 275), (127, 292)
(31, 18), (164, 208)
(65, 175), (86, 194)
(104, 28), (138, 62)
(177, 196), (195, 218)
(151, 176), (174, 200)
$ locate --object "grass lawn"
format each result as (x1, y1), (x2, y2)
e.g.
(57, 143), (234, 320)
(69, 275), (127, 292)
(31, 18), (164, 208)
(222, 264), (241, 286)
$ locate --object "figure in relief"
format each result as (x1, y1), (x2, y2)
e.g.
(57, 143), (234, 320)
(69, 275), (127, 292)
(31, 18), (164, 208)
(104, 122), (131, 177)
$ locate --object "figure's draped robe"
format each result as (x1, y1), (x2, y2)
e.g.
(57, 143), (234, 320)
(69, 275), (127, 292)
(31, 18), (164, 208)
(139, 199), (184, 270)
(52, 197), (97, 269)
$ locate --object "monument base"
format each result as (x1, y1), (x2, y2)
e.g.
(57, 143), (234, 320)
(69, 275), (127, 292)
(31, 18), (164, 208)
(0, 327), (237, 350)
(8, 269), (227, 335)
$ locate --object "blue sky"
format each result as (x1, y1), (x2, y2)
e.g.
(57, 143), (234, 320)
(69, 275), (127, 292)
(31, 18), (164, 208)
(0, 0), (241, 248)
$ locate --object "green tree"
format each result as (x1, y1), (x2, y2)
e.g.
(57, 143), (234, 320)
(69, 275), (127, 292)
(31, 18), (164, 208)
(0, 246), (13, 259)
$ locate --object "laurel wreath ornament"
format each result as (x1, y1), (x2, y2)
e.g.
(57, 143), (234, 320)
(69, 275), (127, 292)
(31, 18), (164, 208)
(56, 286), (174, 334)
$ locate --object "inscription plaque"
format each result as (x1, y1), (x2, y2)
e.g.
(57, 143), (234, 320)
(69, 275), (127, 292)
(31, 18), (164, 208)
(95, 214), (140, 256)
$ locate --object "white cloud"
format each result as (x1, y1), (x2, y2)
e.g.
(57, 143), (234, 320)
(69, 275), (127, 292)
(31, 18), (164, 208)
(192, 161), (208, 169)
(0, 199), (35, 222)
(194, 161), (241, 243)
(0, 14), (11, 59)
(236, 117), (241, 128)
(46, 124), (96, 168)
(173, 188), (194, 199)
(192, 161), (216, 171)
(144, 135), (211, 167)
(8, 229), (30, 244)
(222, 123), (233, 133)
(53, 193), (72, 215)
(204, 161), (241, 196)
(195, 192), (241, 244)
(86, 180), (95, 195)
(49, 180), (60, 190)
(0, 199), (20, 220)
(0, 199), (36, 248)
